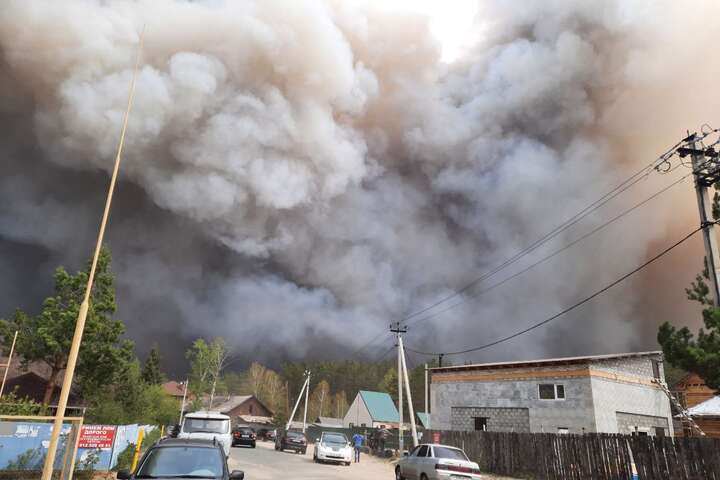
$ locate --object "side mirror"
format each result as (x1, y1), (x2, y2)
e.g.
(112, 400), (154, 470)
(315, 438), (320, 442)
(117, 469), (132, 479)
(229, 470), (245, 480)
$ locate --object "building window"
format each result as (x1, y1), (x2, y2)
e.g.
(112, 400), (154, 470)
(651, 360), (661, 380)
(474, 417), (488, 431)
(655, 427), (665, 437)
(349, 423), (354, 428)
(539, 384), (565, 400)
(557, 427), (569, 434)
(249, 404), (254, 414)
(360, 423), (366, 427)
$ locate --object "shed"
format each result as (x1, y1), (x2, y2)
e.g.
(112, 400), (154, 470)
(343, 390), (400, 428)
(686, 396), (720, 437)
(212, 395), (273, 427)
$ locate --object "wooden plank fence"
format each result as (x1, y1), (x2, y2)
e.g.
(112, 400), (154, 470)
(425, 430), (720, 479)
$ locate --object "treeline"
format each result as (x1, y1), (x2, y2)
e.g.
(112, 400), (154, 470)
(214, 357), (438, 424)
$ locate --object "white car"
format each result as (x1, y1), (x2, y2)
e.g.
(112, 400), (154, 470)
(177, 411), (232, 457)
(313, 432), (353, 466)
(396, 444), (483, 480)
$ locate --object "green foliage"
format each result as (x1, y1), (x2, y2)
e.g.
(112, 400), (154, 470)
(85, 361), (179, 425)
(186, 338), (227, 407)
(112, 443), (136, 472)
(141, 346), (165, 385)
(0, 246), (133, 404)
(0, 389), (47, 416)
(658, 260), (720, 390)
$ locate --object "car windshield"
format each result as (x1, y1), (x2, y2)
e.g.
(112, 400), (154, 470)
(236, 428), (253, 434)
(287, 432), (305, 439)
(183, 418), (229, 434)
(433, 446), (469, 461)
(136, 446), (223, 478)
(322, 433), (348, 445)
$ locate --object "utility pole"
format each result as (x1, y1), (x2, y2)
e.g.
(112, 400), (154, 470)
(398, 336), (419, 447)
(41, 30), (144, 480)
(678, 134), (720, 306)
(424, 363), (429, 421)
(286, 372), (310, 432)
(0, 331), (18, 400)
(302, 371), (311, 433)
(390, 323), (407, 454)
(178, 379), (189, 425)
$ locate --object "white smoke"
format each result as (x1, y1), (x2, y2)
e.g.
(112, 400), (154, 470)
(0, 0), (717, 367)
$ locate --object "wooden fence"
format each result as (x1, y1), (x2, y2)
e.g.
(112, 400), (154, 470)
(426, 430), (720, 479)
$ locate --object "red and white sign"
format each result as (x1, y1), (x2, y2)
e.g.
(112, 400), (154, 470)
(78, 425), (117, 449)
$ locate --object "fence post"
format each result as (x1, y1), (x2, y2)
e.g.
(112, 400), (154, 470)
(131, 428), (145, 472)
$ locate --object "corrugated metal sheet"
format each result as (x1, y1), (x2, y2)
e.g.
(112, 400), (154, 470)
(359, 390), (399, 422)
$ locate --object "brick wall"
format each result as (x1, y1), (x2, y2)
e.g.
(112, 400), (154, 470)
(451, 406), (530, 433)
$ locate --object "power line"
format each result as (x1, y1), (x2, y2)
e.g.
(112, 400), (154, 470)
(405, 224), (705, 357)
(401, 146), (684, 324)
(404, 170), (692, 328)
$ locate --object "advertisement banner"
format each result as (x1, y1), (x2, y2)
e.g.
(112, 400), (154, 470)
(78, 425), (117, 449)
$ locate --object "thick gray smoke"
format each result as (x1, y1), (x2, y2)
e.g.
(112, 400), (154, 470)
(1, 0), (718, 373)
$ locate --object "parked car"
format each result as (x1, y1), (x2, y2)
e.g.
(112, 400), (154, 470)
(313, 431), (352, 466)
(116, 438), (244, 480)
(275, 429), (307, 454)
(264, 429), (276, 442)
(396, 444), (482, 480)
(178, 411), (232, 457)
(232, 426), (257, 448)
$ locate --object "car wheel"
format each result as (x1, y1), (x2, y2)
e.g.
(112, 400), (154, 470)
(345, 462), (351, 466)
(420, 475), (429, 480)
(251, 442), (256, 448)
(395, 466), (405, 480)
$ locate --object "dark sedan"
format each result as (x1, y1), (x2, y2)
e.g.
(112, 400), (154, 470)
(232, 426), (257, 448)
(117, 438), (244, 479)
(275, 429), (307, 454)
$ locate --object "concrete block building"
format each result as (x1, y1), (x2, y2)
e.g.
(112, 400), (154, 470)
(431, 351), (673, 436)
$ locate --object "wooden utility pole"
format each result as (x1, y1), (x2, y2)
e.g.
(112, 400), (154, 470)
(0, 331), (18, 399)
(41, 30), (144, 480)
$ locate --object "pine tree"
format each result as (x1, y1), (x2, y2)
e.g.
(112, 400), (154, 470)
(141, 346), (165, 385)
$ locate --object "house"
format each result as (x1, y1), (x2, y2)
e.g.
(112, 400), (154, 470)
(686, 396), (720, 437)
(343, 390), (400, 428)
(672, 373), (715, 409)
(163, 381), (189, 400)
(315, 416), (344, 429)
(3, 372), (79, 406)
(431, 351), (673, 436)
(416, 412), (431, 429)
(212, 395), (274, 428)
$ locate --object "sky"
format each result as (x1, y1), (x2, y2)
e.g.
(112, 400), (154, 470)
(1, 0), (719, 376)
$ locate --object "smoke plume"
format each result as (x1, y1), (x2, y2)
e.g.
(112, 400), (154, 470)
(1, 0), (718, 373)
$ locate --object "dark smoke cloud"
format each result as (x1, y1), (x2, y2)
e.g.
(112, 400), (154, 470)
(0, 0), (717, 375)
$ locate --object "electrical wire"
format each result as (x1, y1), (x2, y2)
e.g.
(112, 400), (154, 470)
(404, 170), (693, 328)
(405, 224), (706, 357)
(401, 142), (688, 323)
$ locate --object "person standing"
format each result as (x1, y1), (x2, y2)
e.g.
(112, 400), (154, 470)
(351, 432), (364, 463)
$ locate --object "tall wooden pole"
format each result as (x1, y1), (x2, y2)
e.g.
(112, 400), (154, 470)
(0, 331), (18, 399)
(41, 30), (144, 480)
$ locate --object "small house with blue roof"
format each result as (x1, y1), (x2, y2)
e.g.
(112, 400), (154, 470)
(343, 390), (400, 428)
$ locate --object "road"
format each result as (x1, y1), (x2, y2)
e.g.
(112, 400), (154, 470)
(228, 440), (393, 480)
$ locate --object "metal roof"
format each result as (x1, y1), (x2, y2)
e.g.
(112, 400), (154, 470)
(430, 351), (662, 373)
(359, 390), (400, 422)
(416, 412), (431, 428)
(212, 395), (252, 413)
(687, 396), (720, 417)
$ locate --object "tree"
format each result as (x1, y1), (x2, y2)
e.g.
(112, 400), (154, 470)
(309, 379), (331, 420)
(0, 247), (132, 404)
(186, 338), (228, 409)
(141, 346), (165, 385)
(84, 360), (179, 425)
(658, 261), (720, 390)
(377, 367), (399, 406)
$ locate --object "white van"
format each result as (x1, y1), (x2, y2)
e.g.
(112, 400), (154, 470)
(178, 411), (232, 456)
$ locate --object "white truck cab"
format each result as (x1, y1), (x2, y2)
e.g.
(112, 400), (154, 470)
(178, 411), (232, 457)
